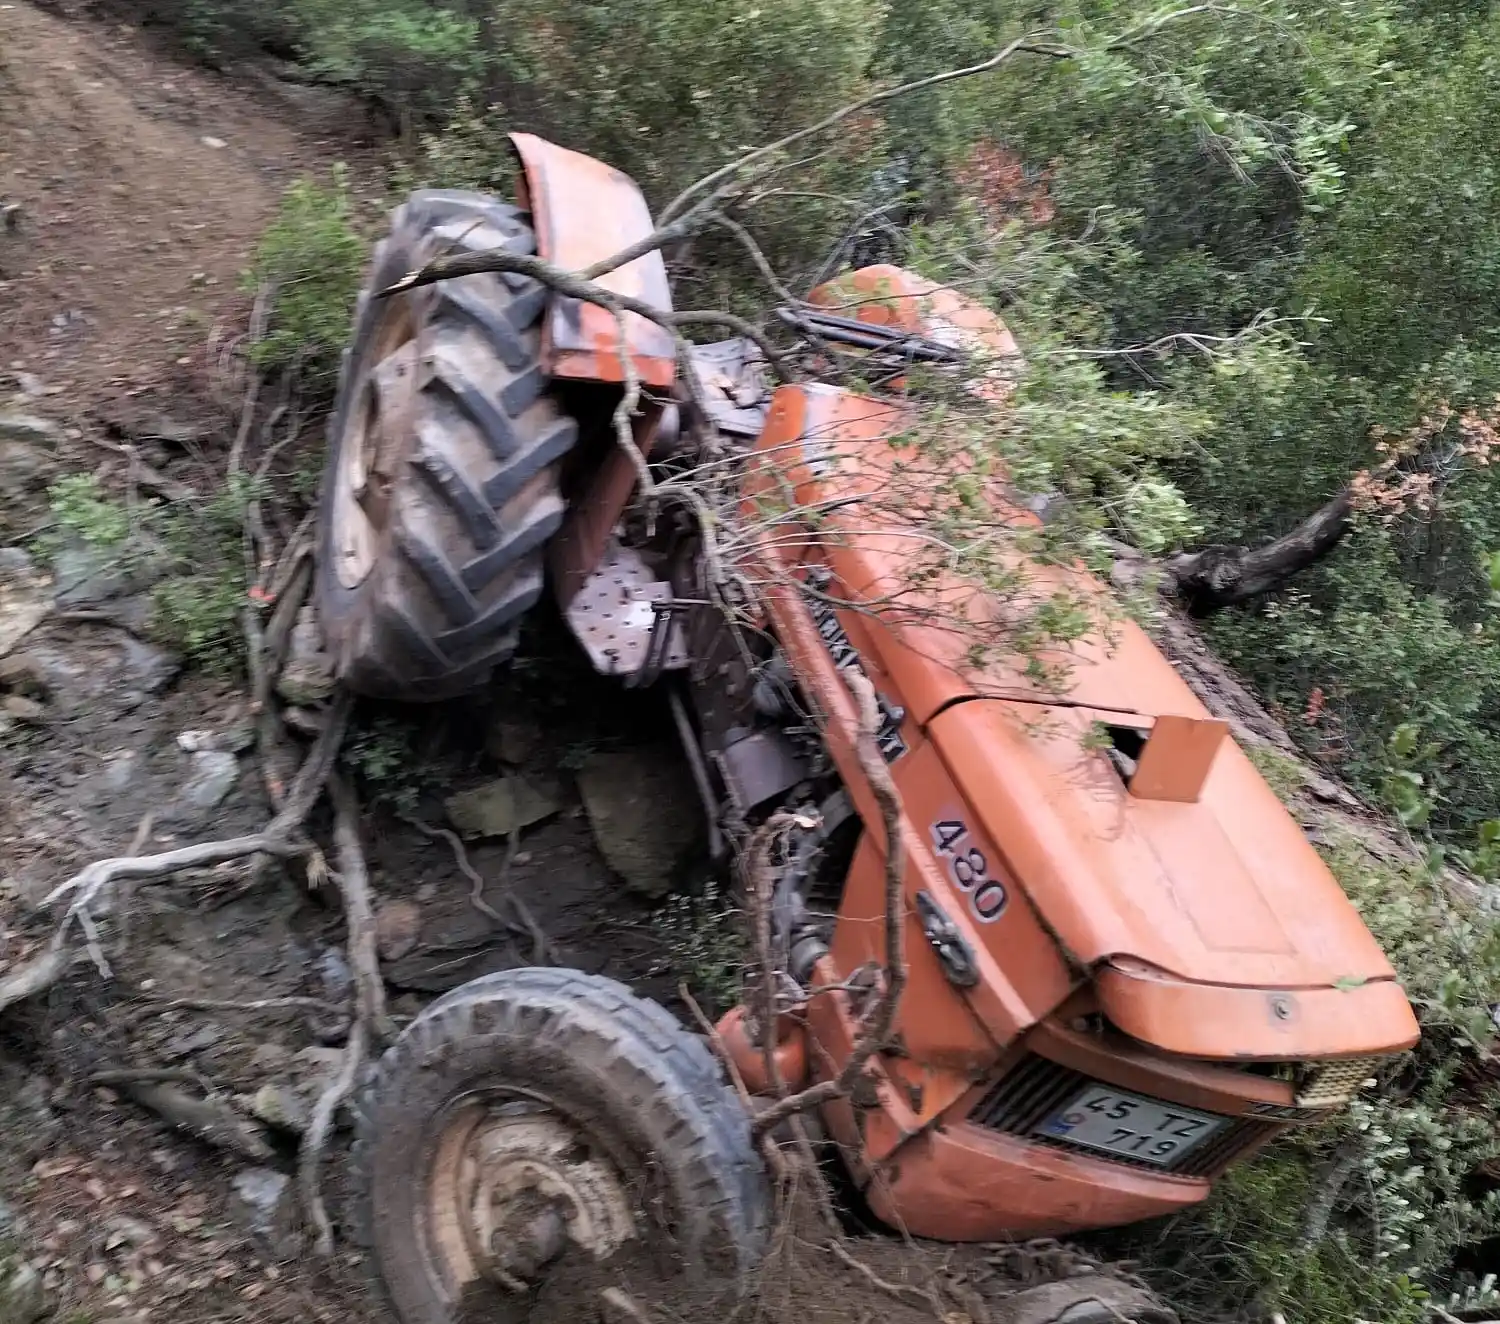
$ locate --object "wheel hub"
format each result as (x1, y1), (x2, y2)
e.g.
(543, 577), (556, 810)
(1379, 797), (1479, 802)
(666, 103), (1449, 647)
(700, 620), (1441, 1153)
(427, 1101), (636, 1295)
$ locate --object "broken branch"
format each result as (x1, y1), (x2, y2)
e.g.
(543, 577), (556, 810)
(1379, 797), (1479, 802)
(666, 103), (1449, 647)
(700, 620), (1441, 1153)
(0, 943), (74, 1016)
(377, 248), (795, 385)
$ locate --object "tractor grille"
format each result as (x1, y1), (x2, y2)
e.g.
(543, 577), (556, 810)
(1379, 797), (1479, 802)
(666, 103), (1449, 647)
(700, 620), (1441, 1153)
(966, 1054), (1280, 1179)
(1293, 1057), (1380, 1108)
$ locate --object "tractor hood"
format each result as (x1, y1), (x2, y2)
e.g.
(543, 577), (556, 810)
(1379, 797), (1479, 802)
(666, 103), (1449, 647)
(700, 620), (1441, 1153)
(925, 698), (1420, 1061)
(746, 382), (1419, 1059)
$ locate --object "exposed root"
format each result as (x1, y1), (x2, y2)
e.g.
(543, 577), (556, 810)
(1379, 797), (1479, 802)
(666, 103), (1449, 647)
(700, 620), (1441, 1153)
(401, 814), (558, 965)
(44, 832), (309, 925)
(301, 1016), (368, 1257)
(113, 1079), (274, 1161)
(825, 1239), (947, 1316)
(297, 775), (388, 1256)
(0, 942), (74, 1015)
(328, 775), (390, 1042)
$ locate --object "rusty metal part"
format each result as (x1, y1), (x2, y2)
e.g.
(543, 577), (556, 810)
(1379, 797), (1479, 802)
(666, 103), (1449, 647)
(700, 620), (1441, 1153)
(564, 541), (690, 678)
(507, 132), (676, 389)
(424, 1097), (634, 1296)
(685, 337), (772, 437)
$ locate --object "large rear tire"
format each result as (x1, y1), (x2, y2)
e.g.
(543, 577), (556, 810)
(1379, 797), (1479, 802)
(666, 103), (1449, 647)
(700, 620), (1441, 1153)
(316, 191), (578, 702)
(352, 968), (771, 1324)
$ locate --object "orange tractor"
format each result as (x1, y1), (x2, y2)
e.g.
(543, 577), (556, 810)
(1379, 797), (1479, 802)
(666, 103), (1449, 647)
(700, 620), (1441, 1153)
(317, 135), (1422, 1324)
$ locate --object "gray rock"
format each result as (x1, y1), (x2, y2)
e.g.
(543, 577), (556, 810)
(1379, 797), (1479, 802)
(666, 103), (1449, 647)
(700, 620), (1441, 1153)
(0, 1196), (17, 1237)
(161, 1022), (225, 1061)
(52, 536), (165, 609)
(0, 550), (50, 660)
(243, 1045), (345, 1136)
(102, 1215), (158, 1250)
(119, 635), (178, 694)
(0, 652), (48, 698)
(86, 749), (141, 798)
(0, 695), (43, 722)
(275, 606), (334, 706)
(228, 1168), (300, 1255)
(245, 1083), (309, 1134)
(177, 723), (255, 755)
(444, 775), (562, 839)
(0, 441), (56, 492)
(317, 946), (352, 1002)
(576, 746), (704, 897)
(175, 750), (240, 813)
(247, 1042), (294, 1074)
(0, 412), (58, 444)
(0, 1262), (46, 1324)
(486, 717), (544, 765)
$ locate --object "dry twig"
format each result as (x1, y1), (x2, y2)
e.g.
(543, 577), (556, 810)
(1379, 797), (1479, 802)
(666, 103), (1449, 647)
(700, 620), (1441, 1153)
(299, 776), (389, 1256)
(401, 815), (557, 964)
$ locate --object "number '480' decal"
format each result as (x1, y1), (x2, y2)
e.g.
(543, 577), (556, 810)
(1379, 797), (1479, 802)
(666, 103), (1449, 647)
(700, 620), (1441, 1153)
(930, 819), (1008, 924)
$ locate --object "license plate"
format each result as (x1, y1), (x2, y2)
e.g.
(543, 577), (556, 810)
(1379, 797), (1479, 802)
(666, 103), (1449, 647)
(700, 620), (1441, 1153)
(1035, 1086), (1228, 1167)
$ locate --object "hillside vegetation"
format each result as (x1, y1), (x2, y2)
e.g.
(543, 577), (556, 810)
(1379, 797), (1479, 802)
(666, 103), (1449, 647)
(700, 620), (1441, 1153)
(56, 0), (1500, 1317)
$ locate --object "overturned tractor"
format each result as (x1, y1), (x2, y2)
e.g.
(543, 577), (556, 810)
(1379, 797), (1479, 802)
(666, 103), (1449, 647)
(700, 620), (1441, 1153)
(317, 134), (1421, 1324)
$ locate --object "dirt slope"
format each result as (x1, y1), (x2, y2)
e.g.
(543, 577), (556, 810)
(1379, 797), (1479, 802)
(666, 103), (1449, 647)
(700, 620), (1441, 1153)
(0, 0), (360, 405)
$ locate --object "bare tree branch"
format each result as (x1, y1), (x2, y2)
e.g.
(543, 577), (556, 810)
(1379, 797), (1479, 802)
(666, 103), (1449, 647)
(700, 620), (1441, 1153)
(1163, 487), (1353, 615)
(378, 248), (795, 384)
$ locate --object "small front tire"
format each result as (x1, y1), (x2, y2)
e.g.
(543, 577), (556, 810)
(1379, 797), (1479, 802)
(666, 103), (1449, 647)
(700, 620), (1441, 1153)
(353, 968), (771, 1324)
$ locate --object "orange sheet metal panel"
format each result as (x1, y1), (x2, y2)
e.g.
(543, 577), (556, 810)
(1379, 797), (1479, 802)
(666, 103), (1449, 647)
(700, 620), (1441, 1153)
(744, 382), (1223, 726)
(1130, 714), (1230, 803)
(861, 1123), (1210, 1241)
(1096, 964), (1421, 1061)
(508, 132), (676, 388)
(925, 698), (1421, 1058)
(808, 263), (1022, 403)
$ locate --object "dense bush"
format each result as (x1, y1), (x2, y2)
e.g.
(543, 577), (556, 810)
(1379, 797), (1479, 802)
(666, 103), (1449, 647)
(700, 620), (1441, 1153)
(243, 167), (366, 387)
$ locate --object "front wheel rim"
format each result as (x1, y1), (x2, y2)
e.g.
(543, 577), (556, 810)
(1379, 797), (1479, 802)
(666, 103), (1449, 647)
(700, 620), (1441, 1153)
(421, 1091), (638, 1303)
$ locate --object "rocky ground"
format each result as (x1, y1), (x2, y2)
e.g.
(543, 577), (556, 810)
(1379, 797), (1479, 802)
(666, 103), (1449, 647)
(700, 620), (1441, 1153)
(0, 8), (740, 1322)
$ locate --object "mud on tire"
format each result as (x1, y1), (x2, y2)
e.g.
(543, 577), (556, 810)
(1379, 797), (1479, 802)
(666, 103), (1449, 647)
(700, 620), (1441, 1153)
(316, 191), (578, 702)
(352, 968), (772, 1324)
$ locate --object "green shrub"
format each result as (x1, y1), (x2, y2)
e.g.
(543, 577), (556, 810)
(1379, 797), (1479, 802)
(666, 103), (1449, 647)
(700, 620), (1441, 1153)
(292, 0), (481, 122)
(244, 168), (365, 387)
(43, 473), (262, 677)
(42, 473), (133, 554)
(1133, 837), (1500, 1324)
(150, 476), (266, 674)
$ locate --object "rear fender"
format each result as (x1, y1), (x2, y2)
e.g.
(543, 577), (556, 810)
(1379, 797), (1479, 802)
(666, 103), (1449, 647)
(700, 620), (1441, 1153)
(507, 133), (677, 604)
(507, 132), (676, 388)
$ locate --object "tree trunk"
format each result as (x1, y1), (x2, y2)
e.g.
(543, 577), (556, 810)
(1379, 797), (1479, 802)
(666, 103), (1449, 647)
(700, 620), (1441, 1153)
(1163, 487), (1353, 616)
